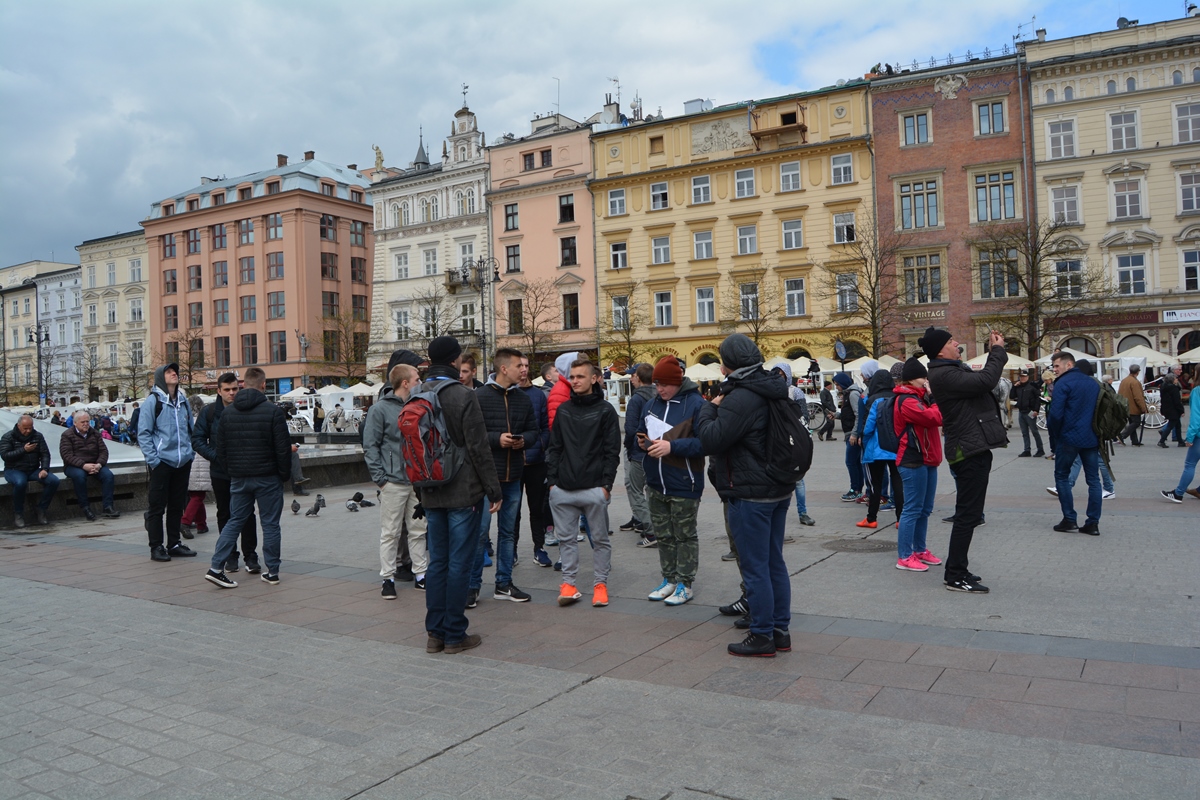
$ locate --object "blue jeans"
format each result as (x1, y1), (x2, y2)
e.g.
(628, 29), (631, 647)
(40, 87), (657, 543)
(1068, 454), (1113, 493)
(897, 465), (936, 560)
(1174, 438), (1200, 496)
(4, 468), (59, 516)
(728, 497), (790, 636)
(470, 480), (521, 589)
(1054, 443), (1101, 526)
(845, 440), (863, 493)
(425, 503), (483, 645)
(793, 479), (807, 517)
(211, 476), (283, 574)
(63, 465), (114, 509)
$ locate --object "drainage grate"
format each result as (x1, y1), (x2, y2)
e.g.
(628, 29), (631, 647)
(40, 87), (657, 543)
(821, 538), (895, 554)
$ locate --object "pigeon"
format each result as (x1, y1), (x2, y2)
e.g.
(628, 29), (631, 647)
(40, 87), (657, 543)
(316, 493), (326, 509)
(291, 499), (301, 515)
(305, 500), (321, 517)
(351, 492), (364, 503)
(345, 500), (359, 512)
(358, 499), (375, 507)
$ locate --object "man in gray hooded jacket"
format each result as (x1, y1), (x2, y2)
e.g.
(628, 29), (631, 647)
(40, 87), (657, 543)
(138, 363), (197, 562)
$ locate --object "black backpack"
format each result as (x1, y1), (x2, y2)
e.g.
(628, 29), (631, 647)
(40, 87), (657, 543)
(764, 394), (813, 486)
(874, 395), (912, 455)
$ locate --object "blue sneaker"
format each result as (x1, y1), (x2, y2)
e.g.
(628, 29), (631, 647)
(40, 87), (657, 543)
(534, 549), (552, 568)
(880, 501), (895, 511)
(664, 583), (693, 606)
(483, 552), (492, 567)
(648, 580), (677, 601)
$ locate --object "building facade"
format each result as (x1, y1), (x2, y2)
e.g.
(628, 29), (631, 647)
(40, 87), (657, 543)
(34, 266), (84, 406)
(142, 152), (374, 396)
(0, 260), (81, 406)
(487, 114), (597, 366)
(1026, 16), (1200, 358)
(590, 86), (874, 370)
(367, 105), (490, 373)
(78, 231), (150, 400)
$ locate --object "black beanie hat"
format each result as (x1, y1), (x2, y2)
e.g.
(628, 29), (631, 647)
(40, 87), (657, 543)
(428, 336), (462, 366)
(901, 356), (928, 382)
(918, 327), (952, 360)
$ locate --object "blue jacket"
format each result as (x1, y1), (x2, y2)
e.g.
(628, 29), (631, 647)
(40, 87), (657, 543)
(637, 379), (706, 499)
(519, 383), (549, 465)
(624, 384), (656, 461)
(861, 399), (899, 463)
(1187, 384), (1200, 443)
(138, 366), (194, 469)
(1046, 367), (1100, 449)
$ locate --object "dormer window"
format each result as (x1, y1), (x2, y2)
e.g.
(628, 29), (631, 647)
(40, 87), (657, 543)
(321, 183), (334, 197)
(267, 181), (281, 195)
(186, 198), (199, 211)
(163, 203), (174, 216)
(238, 187), (252, 200)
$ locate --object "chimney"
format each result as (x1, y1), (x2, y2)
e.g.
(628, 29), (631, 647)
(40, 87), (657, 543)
(347, 163), (357, 170)
(1035, 28), (1046, 41)
(277, 154), (288, 167)
(304, 150), (315, 161)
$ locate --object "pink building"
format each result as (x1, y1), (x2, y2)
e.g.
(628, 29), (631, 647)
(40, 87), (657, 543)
(487, 115), (596, 366)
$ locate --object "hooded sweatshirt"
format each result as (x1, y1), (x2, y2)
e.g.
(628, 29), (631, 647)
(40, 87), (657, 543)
(362, 392), (410, 485)
(859, 370), (898, 463)
(138, 365), (194, 469)
(638, 377), (706, 499)
(547, 351), (578, 428)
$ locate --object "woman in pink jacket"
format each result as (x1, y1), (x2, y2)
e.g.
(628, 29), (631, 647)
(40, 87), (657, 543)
(893, 357), (944, 573)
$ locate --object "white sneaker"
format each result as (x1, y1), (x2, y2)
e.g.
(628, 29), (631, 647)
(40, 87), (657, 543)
(1102, 490), (1116, 500)
(1046, 487), (1058, 497)
(664, 583), (693, 606)
(648, 580), (677, 601)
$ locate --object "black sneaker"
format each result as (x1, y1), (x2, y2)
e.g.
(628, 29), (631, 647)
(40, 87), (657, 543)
(225, 556), (240, 573)
(83, 507), (96, 522)
(773, 629), (792, 652)
(414, 576), (425, 590)
(396, 564), (415, 582)
(719, 596), (749, 616)
(941, 515), (955, 523)
(1017, 451), (1031, 457)
(632, 522), (648, 534)
(205, 570), (237, 589)
(944, 578), (990, 593)
(619, 517), (640, 531)
(1078, 522), (1099, 536)
(150, 545), (170, 562)
(382, 579), (397, 599)
(168, 544), (197, 558)
(734, 614), (751, 629)
(466, 588), (479, 609)
(180, 523), (195, 539)
(1161, 489), (1184, 504)
(728, 632), (776, 657)
(260, 573), (280, 585)
(1053, 519), (1079, 532)
(494, 583), (531, 602)
(244, 559), (262, 575)
(101, 506), (121, 519)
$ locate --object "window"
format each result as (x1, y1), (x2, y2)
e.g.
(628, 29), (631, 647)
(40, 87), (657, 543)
(523, 153), (535, 171)
(423, 249), (438, 275)
(1178, 103), (1200, 143)
(164, 305), (178, 330)
(163, 269), (177, 294)
(212, 192), (225, 207)
(561, 237), (577, 266)
(694, 231), (713, 259)
(267, 252), (284, 280)
(350, 220), (365, 246)
(903, 254), (942, 304)
(395, 252), (409, 279)
(1110, 112), (1137, 152)
(1055, 259), (1082, 298)
(240, 295), (256, 322)
(1048, 120), (1076, 159)
(1045, 89), (1055, 103)
(188, 302), (203, 327)
(785, 278), (805, 317)
(541, 149), (552, 167)
(269, 331), (287, 363)
(692, 176), (711, 204)
(320, 214), (337, 241)
(108, 343), (118, 368)
(431, 196), (440, 221)
(322, 291), (339, 317)
(266, 181), (280, 195)
(105, 301), (117, 324)
(737, 225), (758, 255)
(649, 136), (664, 154)
(652, 236), (671, 264)
(214, 337), (230, 367)
(739, 283), (759, 320)
(831, 154), (853, 184)
(1063, 86), (1074, 101)
(901, 180), (940, 228)
(352, 295), (367, 321)
(902, 112), (929, 145)
(1114, 180), (1142, 219)
(238, 219), (254, 244)
(735, 168), (756, 198)
(836, 274), (858, 312)
(104, 263), (116, 287)
(394, 309), (411, 339)
(400, 202), (410, 226)
(320, 183), (334, 197)
(608, 189), (626, 216)
(1117, 254), (1146, 295)
(239, 187), (252, 201)
(131, 340), (144, 366)
(213, 261), (228, 287)
(268, 291), (285, 319)
(780, 161), (801, 192)
(455, 191), (465, 216)
(1106, 80), (1116, 95)
(187, 264), (202, 290)
(507, 299), (524, 334)
(1183, 250), (1200, 291)
(782, 219), (803, 249)
(610, 296), (628, 330)
(320, 252), (338, 279)
(979, 249), (1019, 298)
(1126, 77), (1136, 92)
(499, 244), (519, 273)
(239, 256), (255, 283)
(610, 242), (628, 269)
(163, 203), (174, 216)
(695, 287), (714, 324)
(421, 308), (437, 338)
(1183, 173), (1200, 213)
(162, 234), (176, 258)
(505, 203), (519, 230)
(214, 299), (229, 325)
(129, 298), (142, 322)
(562, 293), (579, 330)
(242, 334), (258, 365)
(974, 172), (1014, 222)
(459, 302), (476, 334)
(650, 182), (669, 210)
(654, 291), (673, 326)
(459, 242), (473, 266)
(266, 213), (283, 240)
(211, 224), (226, 249)
(345, 256), (364, 283)
(978, 102), (1005, 135)
(559, 194), (574, 223)
(834, 212), (856, 243)
(85, 266), (95, 288)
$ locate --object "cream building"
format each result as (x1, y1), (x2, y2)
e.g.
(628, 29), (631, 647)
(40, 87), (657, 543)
(77, 231), (150, 400)
(1027, 16), (1200, 357)
(0, 260), (80, 406)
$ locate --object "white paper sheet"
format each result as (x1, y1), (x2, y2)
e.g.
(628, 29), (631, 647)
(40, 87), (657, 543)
(645, 415), (671, 441)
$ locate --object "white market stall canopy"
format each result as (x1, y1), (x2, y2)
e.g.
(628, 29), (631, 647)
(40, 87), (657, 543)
(684, 363), (723, 382)
(1177, 346), (1200, 362)
(1034, 347), (1100, 366)
(966, 351), (1036, 371)
(280, 387), (313, 400)
(1110, 344), (1178, 368)
(347, 382), (378, 397)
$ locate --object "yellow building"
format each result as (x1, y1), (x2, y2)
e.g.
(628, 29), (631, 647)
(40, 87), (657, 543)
(590, 85), (873, 369)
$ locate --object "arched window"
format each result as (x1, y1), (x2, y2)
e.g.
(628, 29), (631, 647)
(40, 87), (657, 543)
(1194, 67), (1200, 82)
(1178, 330), (1200, 353)
(1126, 77), (1136, 92)
(1117, 334), (1151, 353)
(841, 341), (869, 360)
(1107, 80), (1117, 95)
(1061, 336), (1098, 355)
(430, 196), (439, 221)
(390, 204), (401, 228)
(1045, 88), (1055, 103)
(458, 145), (467, 162)
(420, 198), (429, 222)
(401, 202), (410, 226)
(455, 191), (465, 216)
(1063, 86), (1074, 101)
(1174, 70), (1184, 85)
(698, 352), (721, 365)
(466, 189), (476, 214)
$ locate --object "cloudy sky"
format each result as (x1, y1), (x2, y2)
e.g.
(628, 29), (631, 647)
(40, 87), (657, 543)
(0, 0), (1186, 267)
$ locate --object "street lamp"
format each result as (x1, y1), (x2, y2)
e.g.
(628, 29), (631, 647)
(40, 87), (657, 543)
(453, 256), (500, 371)
(22, 278), (50, 406)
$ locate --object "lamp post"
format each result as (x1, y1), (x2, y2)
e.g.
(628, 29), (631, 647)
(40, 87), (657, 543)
(456, 256), (500, 371)
(22, 278), (50, 406)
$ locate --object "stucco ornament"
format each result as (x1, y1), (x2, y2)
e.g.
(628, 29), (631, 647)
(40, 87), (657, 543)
(934, 73), (968, 99)
(691, 118), (752, 155)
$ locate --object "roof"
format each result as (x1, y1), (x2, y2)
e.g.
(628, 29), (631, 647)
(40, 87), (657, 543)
(77, 230), (145, 248)
(162, 159), (366, 204)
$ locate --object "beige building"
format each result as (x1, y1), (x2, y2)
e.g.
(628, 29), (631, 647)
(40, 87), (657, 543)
(77, 231), (150, 400)
(1027, 16), (1200, 357)
(0, 260), (80, 406)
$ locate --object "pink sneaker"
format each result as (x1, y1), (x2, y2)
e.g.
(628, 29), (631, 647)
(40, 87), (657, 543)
(913, 550), (942, 566)
(896, 555), (929, 572)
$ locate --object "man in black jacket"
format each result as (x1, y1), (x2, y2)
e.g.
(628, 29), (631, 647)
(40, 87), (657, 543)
(1, 415), (59, 527)
(924, 327), (1008, 594)
(204, 367), (291, 589)
(817, 381), (837, 441)
(193, 372), (260, 574)
(1010, 371), (1045, 457)
(695, 334), (795, 658)
(1158, 373), (1185, 447)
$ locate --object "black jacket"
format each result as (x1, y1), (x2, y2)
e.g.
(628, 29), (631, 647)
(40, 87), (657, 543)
(192, 400), (230, 480)
(546, 384), (621, 492)
(0, 422), (51, 474)
(215, 388), (290, 482)
(416, 366), (502, 510)
(475, 380), (537, 483)
(1161, 382), (1185, 418)
(927, 345), (1010, 464)
(1009, 380), (1042, 414)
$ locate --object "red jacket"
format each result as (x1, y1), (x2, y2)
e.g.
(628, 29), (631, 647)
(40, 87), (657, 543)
(547, 378), (571, 429)
(893, 384), (943, 467)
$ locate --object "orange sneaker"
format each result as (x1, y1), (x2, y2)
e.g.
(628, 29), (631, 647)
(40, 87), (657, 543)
(592, 583), (609, 607)
(856, 518), (877, 528)
(558, 582), (582, 606)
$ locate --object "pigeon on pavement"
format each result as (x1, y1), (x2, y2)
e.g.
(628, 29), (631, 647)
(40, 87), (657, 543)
(291, 499), (301, 514)
(316, 493), (326, 509)
(305, 501), (320, 517)
(345, 500), (360, 512)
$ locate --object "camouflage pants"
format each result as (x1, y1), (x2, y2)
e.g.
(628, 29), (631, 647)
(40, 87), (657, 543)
(647, 488), (700, 586)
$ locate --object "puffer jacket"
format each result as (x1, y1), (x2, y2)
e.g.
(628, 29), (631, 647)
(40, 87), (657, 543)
(1186, 383), (1200, 442)
(1009, 380), (1042, 414)
(58, 425), (109, 469)
(860, 371), (898, 463)
(893, 384), (944, 467)
(138, 366), (194, 469)
(519, 383), (549, 464)
(1160, 381), (1184, 418)
(546, 352), (578, 428)
(362, 393), (408, 486)
(546, 383), (621, 492)
(624, 383), (656, 461)
(475, 379), (537, 483)
(215, 387), (290, 482)
(414, 366), (501, 510)
(192, 400), (229, 480)
(927, 345), (1009, 464)
(1046, 367), (1100, 449)
(1, 423), (51, 473)
(638, 378), (706, 499)
(189, 453), (212, 492)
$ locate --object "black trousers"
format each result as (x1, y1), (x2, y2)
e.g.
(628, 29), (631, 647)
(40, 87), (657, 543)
(945, 450), (992, 582)
(212, 476), (258, 561)
(865, 460), (903, 523)
(818, 413), (836, 440)
(513, 461), (548, 551)
(1121, 414), (1143, 444)
(146, 461), (192, 550)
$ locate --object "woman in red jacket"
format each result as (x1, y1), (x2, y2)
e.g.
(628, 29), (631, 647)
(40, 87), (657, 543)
(893, 357), (944, 573)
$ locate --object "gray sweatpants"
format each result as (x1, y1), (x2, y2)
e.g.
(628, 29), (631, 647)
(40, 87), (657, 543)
(624, 458), (652, 534)
(549, 486), (611, 587)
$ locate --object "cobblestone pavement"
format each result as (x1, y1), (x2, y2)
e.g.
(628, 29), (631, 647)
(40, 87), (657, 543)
(2, 434), (1198, 798)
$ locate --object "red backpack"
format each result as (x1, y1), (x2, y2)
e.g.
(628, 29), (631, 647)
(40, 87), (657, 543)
(398, 379), (465, 487)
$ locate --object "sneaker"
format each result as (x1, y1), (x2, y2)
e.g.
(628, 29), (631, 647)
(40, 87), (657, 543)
(1078, 522), (1099, 536)
(195, 526), (209, 534)
(664, 583), (693, 606)
(466, 589), (479, 609)
(483, 552), (492, 567)
(557, 583), (581, 606)
(773, 629), (792, 652)
(840, 491), (861, 502)
(83, 507), (96, 522)
(896, 555), (929, 572)
(534, 549), (552, 567)
(101, 506), (121, 519)
(576, 533), (586, 542)
(913, 550), (942, 566)
(619, 517), (640, 531)
(167, 544), (197, 558)
(783, 534), (795, 544)
(1102, 490), (1116, 500)
(719, 596), (748, 616)
(150, 545), (170, 562)
(205, 570), (237, 589)
(632, 522), (648, 534)
(728, 632), (776, 658)
(1161, 489), (1184, 504)
(544, 527), (557, 545)
(180, 523), (195, 539)
(720, 551), (737, 561)
(382, 579), (397, 599)
(225, 557), (240, 573)
(396, 564), (415, 582)
(945, 578), (990, 593)
(797, 514), (816, 526)
(494, 583), (531, 602)
(444, 634), (482, 654)
(1158, 441), (1170, 449)
(879, 502), (895, 512)
(414, 576), (425, 590)
(592, 583), (609, 607)
(244, 559), (262, 575)
(1053, 519), (1079, 532)
(1046, 487), (1058, 497)
(855, 494), (869, 504)
(648, 580), (677, 601)
(856, 518), (877, 529)
(1034, 451), (1046, 457)
(636, 535), (658, 548)
(553, 561), (562, 571)
(1017, 451), (1031, 457)
(735, 614), (751, 629)
(261, 573), (280, 585)
(941, 515), (955, 523)
(1186, 489), (1200, 500)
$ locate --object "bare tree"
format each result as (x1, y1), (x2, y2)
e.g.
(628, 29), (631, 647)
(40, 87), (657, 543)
(75, 344), (106, 402)
(966, 219), (1116, 359)
(718, 265), (784, 356)
(494, 277), (562, 366)
(119, 342), (151, 400)
(598, 281), (652, 372)
(313, 306), (369, 383)
(155, 327), (208, 392)
(403, 282), (465, 353)
(36, 341), (67, 403)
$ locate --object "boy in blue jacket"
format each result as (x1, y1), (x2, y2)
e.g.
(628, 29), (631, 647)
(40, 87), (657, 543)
(1047, 351), (1102, 535)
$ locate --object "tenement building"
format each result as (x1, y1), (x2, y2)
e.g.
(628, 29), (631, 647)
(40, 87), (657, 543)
(77, 231), (150, 400)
